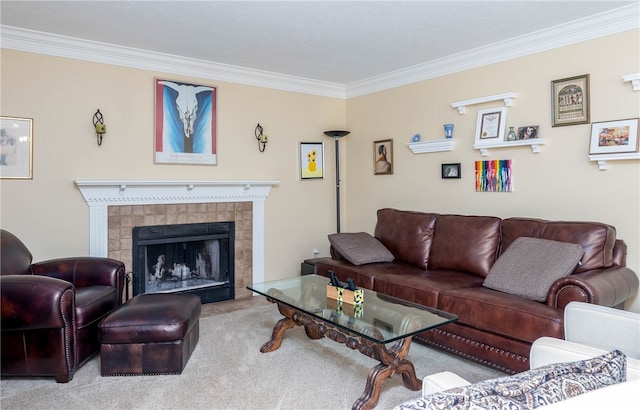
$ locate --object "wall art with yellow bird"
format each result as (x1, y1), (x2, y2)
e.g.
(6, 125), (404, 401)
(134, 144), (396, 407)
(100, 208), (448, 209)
(299, 142), (324, 179)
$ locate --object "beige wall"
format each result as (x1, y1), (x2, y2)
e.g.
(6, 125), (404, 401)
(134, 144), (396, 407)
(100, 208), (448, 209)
(344, 30), (640, 312)
(1, 29), (639, 312)
(0, 49), (346, 282)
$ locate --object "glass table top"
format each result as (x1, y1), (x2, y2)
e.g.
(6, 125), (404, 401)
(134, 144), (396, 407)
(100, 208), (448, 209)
(248, 274), (457, 344)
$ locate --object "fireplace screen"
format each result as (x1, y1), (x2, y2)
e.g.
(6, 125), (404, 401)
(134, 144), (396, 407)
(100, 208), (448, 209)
(132, 221), (234, 303)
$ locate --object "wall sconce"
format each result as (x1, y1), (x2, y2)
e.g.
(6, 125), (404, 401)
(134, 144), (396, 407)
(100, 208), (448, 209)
(93, 109), (107, 146)
(255, 123), (268, 152)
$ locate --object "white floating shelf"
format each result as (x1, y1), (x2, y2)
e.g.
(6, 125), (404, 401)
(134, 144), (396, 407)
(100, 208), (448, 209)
(473, 139), (548, 157)
(622, 73), (640, 91)
(408, 138), (456, 154)
(451, 92), (518, 114)
(588, 152), (640, 170)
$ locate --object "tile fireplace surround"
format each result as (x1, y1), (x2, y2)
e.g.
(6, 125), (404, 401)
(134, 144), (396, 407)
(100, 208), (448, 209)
(75, 180), (278, 300)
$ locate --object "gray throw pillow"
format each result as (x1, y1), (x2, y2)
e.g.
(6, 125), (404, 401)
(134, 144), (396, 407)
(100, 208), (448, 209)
(483, 237), (584, 301)
(328, 232), (394, 266)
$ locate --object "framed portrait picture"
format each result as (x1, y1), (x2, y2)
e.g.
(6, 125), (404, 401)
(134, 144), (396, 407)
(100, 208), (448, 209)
(0, 116), (33, 179)
(373, 139), (393, 175)
(442, 163), (461, 179)
(551, 74), (590, 127)
(299, 142), (324, 179)
(154, 78), (217, 165)
(475, 107), (506, 144)
(517, 125), (539, 140)
(589, 118), (639, 155)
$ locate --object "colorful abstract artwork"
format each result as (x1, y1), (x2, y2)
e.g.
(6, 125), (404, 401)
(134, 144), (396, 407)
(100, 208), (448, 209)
(475, 159), (513, 192)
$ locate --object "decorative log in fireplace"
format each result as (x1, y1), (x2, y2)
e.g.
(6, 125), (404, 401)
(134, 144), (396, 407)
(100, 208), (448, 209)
(132, 221), (235, 304)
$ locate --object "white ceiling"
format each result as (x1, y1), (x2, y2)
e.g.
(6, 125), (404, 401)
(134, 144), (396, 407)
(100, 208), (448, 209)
(1, 1), (638, 97)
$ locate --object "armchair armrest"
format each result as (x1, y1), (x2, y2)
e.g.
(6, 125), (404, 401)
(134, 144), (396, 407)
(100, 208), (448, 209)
(546, 266), (639, 309)
(31, 257), (125, 301)
(1, 275), (74, 330)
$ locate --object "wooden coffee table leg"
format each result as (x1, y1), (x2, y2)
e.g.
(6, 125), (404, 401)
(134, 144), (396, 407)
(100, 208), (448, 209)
(260, 316), (296, 353)
(352, 336), (421, 410)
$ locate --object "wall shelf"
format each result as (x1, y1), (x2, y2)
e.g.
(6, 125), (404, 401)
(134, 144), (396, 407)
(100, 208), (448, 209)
(622, 73), (640, 91)
(473, 139), (548, 157)
(407, 138), (456, 154)
(451, 92), (518, 114)
(588, 152), (640, 170)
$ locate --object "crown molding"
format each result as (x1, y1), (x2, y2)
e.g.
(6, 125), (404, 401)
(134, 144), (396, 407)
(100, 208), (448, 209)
(1, 4), (637, 99)
(345, 4), (640, 98)
(0, 25), (346, 99)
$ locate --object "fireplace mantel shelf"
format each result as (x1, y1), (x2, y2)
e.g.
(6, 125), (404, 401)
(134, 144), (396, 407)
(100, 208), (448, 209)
(75, 180), (280, 205)
(74, 180), (279, 285)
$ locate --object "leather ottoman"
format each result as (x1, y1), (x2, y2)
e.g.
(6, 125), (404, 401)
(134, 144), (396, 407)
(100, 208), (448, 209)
(98, 293), (201, 376)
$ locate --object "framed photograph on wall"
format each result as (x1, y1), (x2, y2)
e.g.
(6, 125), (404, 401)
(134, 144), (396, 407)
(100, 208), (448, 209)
(373, 139), (393, 175)
(589, 118), (639, 155)
(154, 78), (217, 165)
(0, 116), (33, 179)
(551, 74), (590, 127)
(442, 163), (461, 179)
(299, 142), (324, 179)
(475, 107), (506, 144)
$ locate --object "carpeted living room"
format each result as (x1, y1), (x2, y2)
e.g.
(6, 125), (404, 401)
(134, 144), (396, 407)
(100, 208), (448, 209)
(1, 1), (639, 409)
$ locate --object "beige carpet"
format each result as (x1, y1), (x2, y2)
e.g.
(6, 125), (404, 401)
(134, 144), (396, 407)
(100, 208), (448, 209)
(0, 302), (504, 409)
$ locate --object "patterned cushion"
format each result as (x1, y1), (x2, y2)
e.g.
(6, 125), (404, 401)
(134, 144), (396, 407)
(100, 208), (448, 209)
(328, 232), (394, 265)
(395, 350), (626, 410)
(483, 237), (584, 301)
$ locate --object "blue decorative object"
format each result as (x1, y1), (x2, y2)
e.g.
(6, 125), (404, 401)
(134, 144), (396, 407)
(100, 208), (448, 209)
(412, 134), (421, 142)
(444, 124), (454, 139)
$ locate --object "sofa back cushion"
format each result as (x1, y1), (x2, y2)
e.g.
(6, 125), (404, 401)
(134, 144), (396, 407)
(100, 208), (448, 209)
(501, 218), (617, 273)
(428, 215), (502, 277)
(374, 208), (437, 270)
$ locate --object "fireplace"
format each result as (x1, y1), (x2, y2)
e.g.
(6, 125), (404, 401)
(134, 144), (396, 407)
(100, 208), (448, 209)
(74, 180), (279, 301)
(132, 221), (235, 303)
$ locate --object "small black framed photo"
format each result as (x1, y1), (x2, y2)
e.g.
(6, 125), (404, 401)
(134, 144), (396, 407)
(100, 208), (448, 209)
(442, 163), (461, 179)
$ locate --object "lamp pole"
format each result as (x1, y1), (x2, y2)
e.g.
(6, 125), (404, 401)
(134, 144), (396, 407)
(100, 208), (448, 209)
(324, 130), (350, 233)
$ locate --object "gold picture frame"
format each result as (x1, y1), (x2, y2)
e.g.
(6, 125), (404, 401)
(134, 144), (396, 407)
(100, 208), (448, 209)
(373, 139), (393, 175)
(551, 74), (590, 127)
(0, 116), (33, 179)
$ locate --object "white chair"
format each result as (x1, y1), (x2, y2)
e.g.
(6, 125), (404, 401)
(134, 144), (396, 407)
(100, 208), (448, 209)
(420, 301), (640, 404)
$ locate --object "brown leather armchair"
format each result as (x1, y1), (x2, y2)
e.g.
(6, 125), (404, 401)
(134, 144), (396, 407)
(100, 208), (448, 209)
(1, 229), (125, 382)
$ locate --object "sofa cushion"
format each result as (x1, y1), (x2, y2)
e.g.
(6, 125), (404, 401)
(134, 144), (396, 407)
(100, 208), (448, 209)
(328, 232), (394, 265)
(501, 218), (616, 273)
(396, 349), (626, 410)
(428, 214), (502, 277)
(374, 208), (437, 270)
(483, 237), (585, 301)
(437, 287), (564, 343)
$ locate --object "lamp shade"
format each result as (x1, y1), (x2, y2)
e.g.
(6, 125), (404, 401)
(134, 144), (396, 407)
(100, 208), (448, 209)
(324, 130), (350, 138)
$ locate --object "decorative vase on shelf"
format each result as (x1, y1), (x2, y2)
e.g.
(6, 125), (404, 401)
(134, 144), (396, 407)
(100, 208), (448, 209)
(507, 126), (517, 141)
(443, 124), (454, 139)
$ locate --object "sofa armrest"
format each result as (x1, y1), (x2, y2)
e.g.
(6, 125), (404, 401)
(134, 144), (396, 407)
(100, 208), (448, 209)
(546, 266), (639, 309)
(422, 371), (470, 396)
(0, 275), (74, 330)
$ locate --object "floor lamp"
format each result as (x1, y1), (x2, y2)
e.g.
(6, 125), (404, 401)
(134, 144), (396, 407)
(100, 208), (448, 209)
(324, 130), (350, 233)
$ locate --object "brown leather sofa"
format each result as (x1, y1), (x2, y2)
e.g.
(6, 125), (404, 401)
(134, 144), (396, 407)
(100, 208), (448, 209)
(315, 208), (639, 374)
(0, 229), (125, 382)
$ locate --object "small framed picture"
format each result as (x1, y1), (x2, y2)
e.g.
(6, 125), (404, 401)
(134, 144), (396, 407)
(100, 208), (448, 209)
(373, 139), (393, 175)
(589, 118), (639, 155)
(475, 107), (506, 144)
(551, 74), (590, 127)
(0, 116), (33, 179)
(442, 163), (461, 179)
(299, 142), (324, 179)
(517, 125), (539, 140)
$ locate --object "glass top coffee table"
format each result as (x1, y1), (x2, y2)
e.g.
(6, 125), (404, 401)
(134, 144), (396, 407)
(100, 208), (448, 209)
(248, 274), (457, 410)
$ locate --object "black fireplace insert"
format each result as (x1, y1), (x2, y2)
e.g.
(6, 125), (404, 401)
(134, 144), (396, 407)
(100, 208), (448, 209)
(132, 221), (235, 304)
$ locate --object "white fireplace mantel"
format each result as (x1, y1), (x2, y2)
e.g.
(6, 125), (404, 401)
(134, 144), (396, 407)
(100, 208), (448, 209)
(75, 180), (279, 284)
